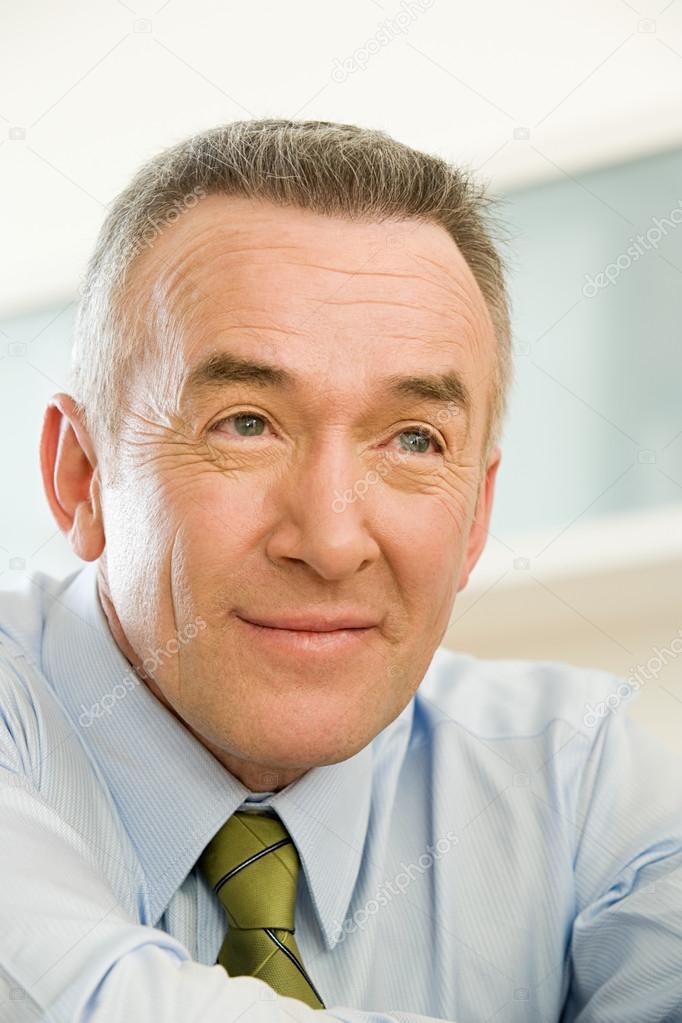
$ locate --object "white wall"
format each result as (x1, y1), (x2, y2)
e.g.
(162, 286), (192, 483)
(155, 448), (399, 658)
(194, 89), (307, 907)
(2, 0), (682, 315)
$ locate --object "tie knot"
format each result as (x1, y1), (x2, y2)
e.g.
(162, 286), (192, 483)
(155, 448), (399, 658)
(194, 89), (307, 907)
(198, 811), (301, 931)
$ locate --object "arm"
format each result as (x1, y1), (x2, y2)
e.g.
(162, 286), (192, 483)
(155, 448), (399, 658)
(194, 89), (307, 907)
(563, 702), (682, 1023)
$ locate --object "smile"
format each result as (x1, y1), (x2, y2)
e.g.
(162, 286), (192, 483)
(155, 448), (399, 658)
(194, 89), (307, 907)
(237, 617), (376, 655)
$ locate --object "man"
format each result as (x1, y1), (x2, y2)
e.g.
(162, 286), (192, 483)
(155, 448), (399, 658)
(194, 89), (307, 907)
(1, 118), (681, 1023)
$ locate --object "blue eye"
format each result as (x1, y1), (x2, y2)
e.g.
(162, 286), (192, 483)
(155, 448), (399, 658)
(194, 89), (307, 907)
(211, 413), (443, 455)
(230, 413), (266, 437)
(212, 413), (269, 437)
(396, 427), (443, 456)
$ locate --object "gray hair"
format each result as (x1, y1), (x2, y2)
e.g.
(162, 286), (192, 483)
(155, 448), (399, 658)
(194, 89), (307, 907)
(69, 118), (514, 474)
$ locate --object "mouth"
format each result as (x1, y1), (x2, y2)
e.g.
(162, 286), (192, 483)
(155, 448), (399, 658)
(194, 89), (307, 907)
(236, 616), (377, 655)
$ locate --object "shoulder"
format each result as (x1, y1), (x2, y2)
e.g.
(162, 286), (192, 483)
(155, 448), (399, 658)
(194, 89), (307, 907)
(0, 566), (91, 782)
(416, 645), (627, 742)
(412, 647), (681, 850)
(0, 632), (77, 784)
(0, 634), (144, 920)
(0, 566), (80, 667)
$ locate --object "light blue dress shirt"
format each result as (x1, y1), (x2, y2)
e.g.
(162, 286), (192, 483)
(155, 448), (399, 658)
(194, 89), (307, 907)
(1, 559), (682, 1023)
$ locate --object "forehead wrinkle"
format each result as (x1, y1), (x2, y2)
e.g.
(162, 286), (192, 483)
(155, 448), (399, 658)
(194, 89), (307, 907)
(413, 249), (494, 328)
(312, 257), (486, 350)
(138, 208), (481, 328)
(155, 259), (481, 347)
(151, 221), (456, 299)
(126, 229), (250, 413)
(414, 249), (476, 285)
(131, 209), (493, 399)
(134, 221), (304, 331)
(149, 277), (485, 385)
(164, 289), (314, 365)
(269, 260), (445, 283)
(319, 296), (452, 311)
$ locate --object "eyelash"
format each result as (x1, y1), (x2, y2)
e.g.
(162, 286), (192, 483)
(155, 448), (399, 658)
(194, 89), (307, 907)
(210, 411), (445, 456)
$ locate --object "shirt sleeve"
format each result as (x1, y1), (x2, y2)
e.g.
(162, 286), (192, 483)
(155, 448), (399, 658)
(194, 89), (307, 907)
(563, 700), (682, 1023)
(0, 742), (459, 1023)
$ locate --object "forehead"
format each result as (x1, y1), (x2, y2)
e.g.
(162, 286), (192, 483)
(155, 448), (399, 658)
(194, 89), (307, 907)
(128, 194), (496, 424)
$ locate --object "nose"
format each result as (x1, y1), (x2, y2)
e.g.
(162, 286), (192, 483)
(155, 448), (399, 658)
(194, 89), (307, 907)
(264, 438), (382, 581)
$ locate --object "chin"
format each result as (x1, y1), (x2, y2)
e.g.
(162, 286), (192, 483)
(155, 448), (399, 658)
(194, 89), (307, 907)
(188, 686), (387, 774)
(253, 729), (366, 771)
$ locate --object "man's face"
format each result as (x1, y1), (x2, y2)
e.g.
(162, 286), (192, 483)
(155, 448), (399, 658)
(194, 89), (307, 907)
(96, 194), (500, 784)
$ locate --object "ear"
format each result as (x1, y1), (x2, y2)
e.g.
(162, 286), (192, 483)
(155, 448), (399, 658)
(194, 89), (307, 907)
(456, 445), (501, 594)
(39, 393), (105, 562)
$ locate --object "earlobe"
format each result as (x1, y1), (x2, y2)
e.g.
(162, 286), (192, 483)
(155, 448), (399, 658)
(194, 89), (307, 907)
(39, 394), (105, 562)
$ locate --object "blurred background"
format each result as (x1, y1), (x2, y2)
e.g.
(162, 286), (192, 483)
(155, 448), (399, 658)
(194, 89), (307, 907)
(0, 1), (680, 745)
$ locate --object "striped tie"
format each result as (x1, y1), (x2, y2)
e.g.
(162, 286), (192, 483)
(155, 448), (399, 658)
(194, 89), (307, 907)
(198, 810), (325, 1009)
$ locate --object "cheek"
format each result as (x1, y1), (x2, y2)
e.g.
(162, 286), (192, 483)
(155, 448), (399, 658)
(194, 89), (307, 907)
(182, 474), (268, 542)
(388, 479), (474, 621)
(101, 480), (171, 591)
(387, 469), (476, 558)
(122, 446), (265, 549)
(162, 473), (270, 594)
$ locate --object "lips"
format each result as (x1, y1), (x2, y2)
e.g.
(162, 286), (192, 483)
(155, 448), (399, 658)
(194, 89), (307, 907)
(236, 616), (376, 656)
(236, 612), (378, 632)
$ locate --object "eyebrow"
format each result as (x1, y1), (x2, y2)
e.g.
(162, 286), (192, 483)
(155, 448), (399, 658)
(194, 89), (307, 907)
(182, 351), (472, 432)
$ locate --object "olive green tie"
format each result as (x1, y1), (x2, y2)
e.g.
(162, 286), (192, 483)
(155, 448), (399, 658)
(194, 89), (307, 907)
(198, 810), (325, 1009)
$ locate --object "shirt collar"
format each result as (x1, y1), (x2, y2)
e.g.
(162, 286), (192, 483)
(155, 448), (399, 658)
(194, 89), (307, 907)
(41, 560), (415, 951)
